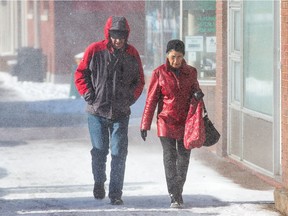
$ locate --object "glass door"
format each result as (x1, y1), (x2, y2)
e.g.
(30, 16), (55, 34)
(228, 0), (280, 177)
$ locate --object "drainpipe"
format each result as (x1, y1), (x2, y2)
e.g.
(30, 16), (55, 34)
(33, 0), (40, 49)
(180, 0), (182, 40)
(160, 0), (164, 61)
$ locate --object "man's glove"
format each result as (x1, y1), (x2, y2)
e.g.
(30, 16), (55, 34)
(140, 130), (147, 141)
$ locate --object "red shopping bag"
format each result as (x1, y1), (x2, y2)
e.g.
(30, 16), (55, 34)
(184, 100), (205, 150)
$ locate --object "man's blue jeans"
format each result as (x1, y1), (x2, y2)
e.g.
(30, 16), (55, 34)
(88, 114), (129, 199)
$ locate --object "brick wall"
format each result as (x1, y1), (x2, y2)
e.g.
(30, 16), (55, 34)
(215, 0), (228, 157)
(282, 0), (288, 188)
(40, 1), (55, 75)
(274, 1), (288, 215)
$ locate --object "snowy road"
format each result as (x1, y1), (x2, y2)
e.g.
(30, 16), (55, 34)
(0, 72), (280, 215)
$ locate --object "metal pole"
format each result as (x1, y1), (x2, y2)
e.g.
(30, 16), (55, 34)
(180, 0), (183, 40)
(160, 0), (164, 61)
(33, 0), (40, 48)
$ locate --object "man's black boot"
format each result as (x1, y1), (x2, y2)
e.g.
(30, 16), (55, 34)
(93, 183), (105, 200)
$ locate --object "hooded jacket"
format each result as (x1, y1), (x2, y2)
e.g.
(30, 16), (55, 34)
(75, 16), (145, 120)
(140, 59), (201, 140)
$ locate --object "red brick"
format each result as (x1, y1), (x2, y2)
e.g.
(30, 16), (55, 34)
(283, 9), (288, 16)
(283, 2), (288, 9)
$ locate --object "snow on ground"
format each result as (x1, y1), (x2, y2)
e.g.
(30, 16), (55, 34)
(0, 71), (70, 101)
(0, 71), (87, 115)
(0, 71), (280, 215)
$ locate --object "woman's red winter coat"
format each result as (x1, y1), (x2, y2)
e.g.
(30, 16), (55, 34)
(140, 59), (201, 140)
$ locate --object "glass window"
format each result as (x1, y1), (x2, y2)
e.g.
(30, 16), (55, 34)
(243, 0), (273, 115)
(0, 1), (16, 53)
(145, 1), (180, 70)
(233, 61), (241, 102)
(182, 0), (216, 80)
(234, 10), (240, 51)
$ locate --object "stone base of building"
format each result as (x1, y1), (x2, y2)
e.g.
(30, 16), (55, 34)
(274, 188), (288, 215)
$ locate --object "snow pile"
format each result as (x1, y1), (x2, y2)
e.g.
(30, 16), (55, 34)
(0, 71), (86, 114)
(0, 71), (70, 101)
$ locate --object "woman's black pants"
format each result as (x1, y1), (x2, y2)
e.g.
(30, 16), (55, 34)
(160, 137), (191, 198)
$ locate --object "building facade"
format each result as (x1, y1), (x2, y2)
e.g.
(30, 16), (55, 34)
(0, 0), (145, 82)
(146, 1), (288, 213)
(216, 1), (287, 214)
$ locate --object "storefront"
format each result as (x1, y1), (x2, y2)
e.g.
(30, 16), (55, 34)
(145, 1), (216, 82)
(144, 0), (281, 180)
(227, 0), (280, 178)
(144, 0), (217, 120)
(144, 1), (180, 70)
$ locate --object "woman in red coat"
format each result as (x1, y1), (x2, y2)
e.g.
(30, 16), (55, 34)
(140, 39), (202, 208)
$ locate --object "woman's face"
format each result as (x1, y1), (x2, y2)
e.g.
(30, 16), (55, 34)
(167, 50), (184, 69)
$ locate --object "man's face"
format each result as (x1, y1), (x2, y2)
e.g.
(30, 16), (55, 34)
(110, 37), (125, 49)
(167, 50), (184, 69)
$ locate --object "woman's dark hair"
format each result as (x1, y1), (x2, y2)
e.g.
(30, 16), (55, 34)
(166, 39), (185, 55)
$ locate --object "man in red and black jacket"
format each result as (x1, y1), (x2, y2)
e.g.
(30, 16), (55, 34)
(75, 16), (144, 205)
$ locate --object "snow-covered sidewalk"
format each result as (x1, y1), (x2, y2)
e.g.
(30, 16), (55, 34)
(0, 71), (280, 215)
(0, 130), (279, 216)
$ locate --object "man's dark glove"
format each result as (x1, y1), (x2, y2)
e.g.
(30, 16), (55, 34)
(140, 130), (147, 141)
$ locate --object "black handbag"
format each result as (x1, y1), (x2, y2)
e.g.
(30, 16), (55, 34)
(202, 104), (220, 147)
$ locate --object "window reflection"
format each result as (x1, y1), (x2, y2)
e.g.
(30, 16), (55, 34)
(145, 1), (180, 70)
(182, 1), (216, 80)
(144, 1), (216, 81)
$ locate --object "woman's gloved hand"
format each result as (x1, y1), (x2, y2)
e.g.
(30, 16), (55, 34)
(193, 90), (204, 101)
(140, 130), (147, 141)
